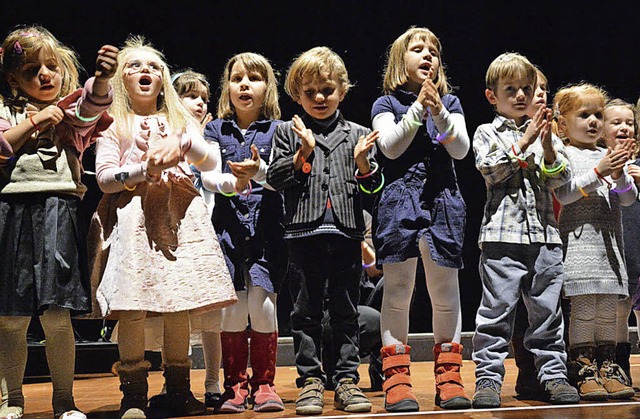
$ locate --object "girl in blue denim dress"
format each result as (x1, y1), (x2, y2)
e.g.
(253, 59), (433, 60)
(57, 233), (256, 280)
(370, 26), (471, 411)
(200, 52), (287, 413)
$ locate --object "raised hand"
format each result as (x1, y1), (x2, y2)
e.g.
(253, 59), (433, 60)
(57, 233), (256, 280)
(417, 68), (442, 115)
(292, 114), (315, 152)
(95, 45), (119, 80)
(228, 144), (260, 182)
(354, 130), (380, 173)
(596, 145), (630, 178)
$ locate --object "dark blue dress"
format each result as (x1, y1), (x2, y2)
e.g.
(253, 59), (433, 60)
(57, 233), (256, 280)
(370, 90), (466, 269)
(205, 118), (287, 293)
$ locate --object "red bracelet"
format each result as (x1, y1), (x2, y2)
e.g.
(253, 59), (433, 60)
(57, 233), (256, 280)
(29, 116), (40, 131)
(593, 167), (612, 188)
(300, 154), (312, 174)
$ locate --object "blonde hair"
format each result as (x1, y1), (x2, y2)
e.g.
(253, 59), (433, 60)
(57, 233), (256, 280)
(485, 52), (537, 91)
(217, 52), (280, 120)
(172, 69), (210, 103)
(382, 26), (450, 96)
(285, 46), (352, 101)
(0, 25), (81, 105)
(109, 35), (196, 141)
(552, 83), (608, 141)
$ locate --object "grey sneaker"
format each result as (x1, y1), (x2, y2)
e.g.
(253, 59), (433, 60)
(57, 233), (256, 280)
(296, 377), (324, 415)
(333, 378), (372, 413)
(543, 378), (580, 404)
(472, 378), (501, 408)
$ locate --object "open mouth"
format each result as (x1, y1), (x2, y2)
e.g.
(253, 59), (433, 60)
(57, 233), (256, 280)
(239, 93), (252, 101)
(139, 75), (152, 86)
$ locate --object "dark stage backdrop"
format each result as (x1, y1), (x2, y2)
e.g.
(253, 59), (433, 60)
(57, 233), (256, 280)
(3, 1), (640, 334)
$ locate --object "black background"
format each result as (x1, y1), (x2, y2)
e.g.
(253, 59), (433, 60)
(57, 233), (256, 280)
(3, 1), (639, 333)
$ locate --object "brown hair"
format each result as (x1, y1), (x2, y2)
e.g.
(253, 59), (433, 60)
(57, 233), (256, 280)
(172, 69), (210, 103)
(382, 26), (450, 95)
(217, 52), (280, 120)
(485, 52), (537, 91)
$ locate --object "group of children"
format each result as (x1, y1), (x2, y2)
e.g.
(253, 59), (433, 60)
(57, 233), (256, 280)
(1, 22), (639, 419)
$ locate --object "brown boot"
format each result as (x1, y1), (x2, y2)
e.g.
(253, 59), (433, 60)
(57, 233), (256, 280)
(249, 331), (284, 412)
(433, 342), (471, 409)
(569, 346), (607, 400)
(380, 344), (419, 412)
(615, 342), (633, 386)
(596, 343), (635, 399)
(148, 362), (206, 417)
(113, 360), (151, 419)
(219, 331), (249, 413)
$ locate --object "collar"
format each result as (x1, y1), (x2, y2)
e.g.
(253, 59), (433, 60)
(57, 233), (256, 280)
(492, 114), (531, 133)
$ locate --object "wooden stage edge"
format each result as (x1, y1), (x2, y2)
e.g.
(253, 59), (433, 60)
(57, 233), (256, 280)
(20, 357), (640, 418)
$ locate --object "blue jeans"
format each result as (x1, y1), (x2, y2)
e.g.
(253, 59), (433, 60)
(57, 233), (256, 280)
(287, 235), (362, 388)
(472, 242), (568, 385)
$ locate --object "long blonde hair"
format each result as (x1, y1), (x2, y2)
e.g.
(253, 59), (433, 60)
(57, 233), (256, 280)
(382, 26), (450, 96)
(109, 35), (197, 141)
(0, 25), (81, 105)
(217, 52), (280, 120)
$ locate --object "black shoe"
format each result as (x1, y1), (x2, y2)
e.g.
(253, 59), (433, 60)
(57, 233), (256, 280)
(204, 392), (222, 409)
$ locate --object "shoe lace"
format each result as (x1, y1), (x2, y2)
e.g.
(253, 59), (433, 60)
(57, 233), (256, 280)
(600, 361), (629, 382)
(545, 378), (568, 390)
(337, 379), (362, 398)
(577, 363), (600, 383)
(477, 378), (501, 393)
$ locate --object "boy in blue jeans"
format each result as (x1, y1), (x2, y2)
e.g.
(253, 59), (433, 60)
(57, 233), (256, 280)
(471, 52), (579, 408)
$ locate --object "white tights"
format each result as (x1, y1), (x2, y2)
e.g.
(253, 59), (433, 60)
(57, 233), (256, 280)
(380, 236), (462, 346)
(221, 282), (277, 333)
(0, 307), (76, 411)
(569, 294), (617, 347)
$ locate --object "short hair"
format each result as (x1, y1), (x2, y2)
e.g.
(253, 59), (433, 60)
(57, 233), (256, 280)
(552, 83), (608, 140)
(172, 69), (210, 103)
(285, 46), (352, 101)
(217, 52), (280, 120)
(382, 26), (450, 96)
(603, 98), (638, 154)
(0, 25), (81, 103)
(485, 52), (537, 91)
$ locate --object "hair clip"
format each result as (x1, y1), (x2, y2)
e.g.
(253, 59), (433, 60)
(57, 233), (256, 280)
(13, 41), (22, 55)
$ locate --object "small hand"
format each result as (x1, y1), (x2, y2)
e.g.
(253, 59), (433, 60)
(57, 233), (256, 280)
(95, 45), (119, 80)
(522, 105), (546, 147)
(292, 114), (315, 152)
(200, 113), (213, 131)
(355, 130), (380, 173)
(627, 163), (640, 184)
(31, 105), (64, 131)
(228, 144), (260, 181)
(417, 68), (442, 115)
(146, 129), (182, 172)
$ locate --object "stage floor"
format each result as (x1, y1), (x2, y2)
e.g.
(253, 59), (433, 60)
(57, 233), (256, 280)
(21, 358), (640, 418)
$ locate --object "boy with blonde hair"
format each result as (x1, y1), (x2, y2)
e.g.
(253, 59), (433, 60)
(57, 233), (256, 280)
(267, 46), (383, 415)
(471, 52), (579, 408)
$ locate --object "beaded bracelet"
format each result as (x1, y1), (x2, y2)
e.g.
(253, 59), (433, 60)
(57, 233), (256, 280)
(74, 106), (101, 123)
(359, 173), (385, 194)
(354, 161), (379, 179)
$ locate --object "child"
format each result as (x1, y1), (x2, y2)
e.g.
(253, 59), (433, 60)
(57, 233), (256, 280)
(172, 69), (224, 408)
(471, 52), (580, 408)
(0, 26), (117, 418)
(603, 98), (638, 388)
(0, 26), (117, 419)
(266, 46), (382, 415)
(370, 26), (471, 411)
(554, 86), (637, 400)
(200, 52), (287, 413)
(509, 66), (550, 399)
(89, 35), (237, 418)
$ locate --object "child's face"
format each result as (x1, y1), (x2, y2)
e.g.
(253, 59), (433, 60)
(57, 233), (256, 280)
(603, 106), (635, 148)
(229, 61), (267, 118)
(296, 73), (344, 120)
(180, 90), (208, 123)
(560, 97), (604, 149)
(122, 50), (165, 108)
(526, 73), (548, 118)
(404, 35), (440, 92)
(485, 75), (534, 122)
(9, 48), (62, 104)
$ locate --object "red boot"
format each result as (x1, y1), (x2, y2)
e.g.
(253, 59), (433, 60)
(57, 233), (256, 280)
(381, 344), (419, 412)
(433, 342), (471, 409)
(219, 331), (250, 413)
(249, 331), (285, 412)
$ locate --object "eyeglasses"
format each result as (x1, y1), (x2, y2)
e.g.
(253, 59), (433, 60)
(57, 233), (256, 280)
(125, 60), (164, 75)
